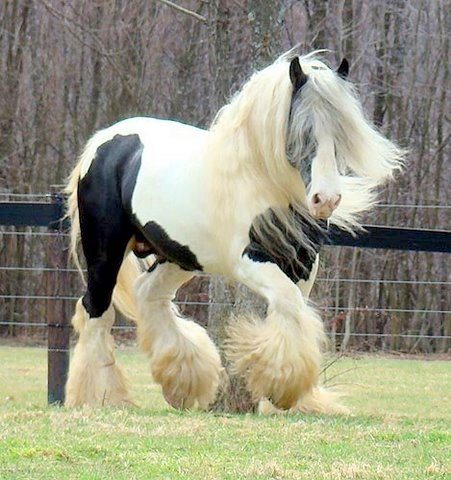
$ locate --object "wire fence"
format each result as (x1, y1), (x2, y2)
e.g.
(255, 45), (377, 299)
(0, 295), (449, 315)
(1, 320), (449, 340)
(1, 198), (450, 355)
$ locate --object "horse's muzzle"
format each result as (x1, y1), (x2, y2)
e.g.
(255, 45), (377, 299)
(309, 193), (342, 219)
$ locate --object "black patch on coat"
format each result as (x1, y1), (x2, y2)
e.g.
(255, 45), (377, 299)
(147, 257), (167, 274)
(78, 134), (143, 318)
(77, 132), (203, 317)
(139, 221), (203, 272)
(243, 208), (327, 284)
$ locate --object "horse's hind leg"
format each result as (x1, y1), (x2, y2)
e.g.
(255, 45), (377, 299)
(134, 262), (222, 409)
(65, 219), (132, 407)
(65, 299), (130, 407)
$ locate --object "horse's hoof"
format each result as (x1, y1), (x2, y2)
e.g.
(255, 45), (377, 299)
(163, 389), (195, 410)
(163, 391), (183, 409)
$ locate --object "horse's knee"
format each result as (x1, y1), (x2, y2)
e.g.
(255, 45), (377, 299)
(268, 283), (305, 316)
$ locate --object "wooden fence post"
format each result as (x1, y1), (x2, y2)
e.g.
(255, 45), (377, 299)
(47, 193), (70, 405)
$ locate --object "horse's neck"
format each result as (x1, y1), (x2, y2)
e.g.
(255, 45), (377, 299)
(206, 136), (303, 214)
(202, 134), (298, 265)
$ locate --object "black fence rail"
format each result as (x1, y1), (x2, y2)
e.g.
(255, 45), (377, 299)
(2, 198), (450, 252)
(1, 195), (450, 405)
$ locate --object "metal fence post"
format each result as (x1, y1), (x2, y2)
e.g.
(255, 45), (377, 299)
(47, 193), (70, 405)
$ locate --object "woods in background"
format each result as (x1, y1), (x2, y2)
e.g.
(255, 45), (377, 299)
(0, 0), (449, 352)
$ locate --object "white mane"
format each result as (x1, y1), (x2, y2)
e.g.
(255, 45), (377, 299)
(286, 52), (404, 229)
(206, 51), (405, 263)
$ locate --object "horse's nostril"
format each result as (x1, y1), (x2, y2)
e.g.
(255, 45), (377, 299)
(333, 194), (342, 208)
(312, 193), (322, 205)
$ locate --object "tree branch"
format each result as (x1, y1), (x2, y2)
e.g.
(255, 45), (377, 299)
(156, 0), (207, 23)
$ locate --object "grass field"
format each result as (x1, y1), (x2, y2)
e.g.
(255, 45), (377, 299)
(0, 346), (449, 479)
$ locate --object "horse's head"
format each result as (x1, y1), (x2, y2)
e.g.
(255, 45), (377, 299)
(209, 50), (403, 232)
(287, 56), (350, 220)
(285, 53), (404, 227)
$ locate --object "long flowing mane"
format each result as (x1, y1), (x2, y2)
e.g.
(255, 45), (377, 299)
(206, 51), (405, 264)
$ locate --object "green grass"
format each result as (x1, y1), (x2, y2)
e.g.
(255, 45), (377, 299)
(0, 346), (449, 479)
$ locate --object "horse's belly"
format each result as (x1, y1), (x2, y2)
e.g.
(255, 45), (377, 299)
(131, 157), (218, 271)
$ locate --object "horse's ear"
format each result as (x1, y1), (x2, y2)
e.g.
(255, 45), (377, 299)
(289, 57), (307, 93)
(337, 58), (349, 79)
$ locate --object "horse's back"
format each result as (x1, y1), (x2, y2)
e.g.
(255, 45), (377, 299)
(79, 117), (207, 180)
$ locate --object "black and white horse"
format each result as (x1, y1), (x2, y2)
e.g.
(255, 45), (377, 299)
(65, 52), (403, 411)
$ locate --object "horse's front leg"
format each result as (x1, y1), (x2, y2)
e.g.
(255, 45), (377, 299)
(226, 255), (325, 409)
(297, 254), (319, 298)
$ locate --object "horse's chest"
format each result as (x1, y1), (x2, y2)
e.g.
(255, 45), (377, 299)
(243, 211), (326, 283)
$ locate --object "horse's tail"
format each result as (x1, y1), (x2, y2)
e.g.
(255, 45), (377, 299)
(65, 134), (109, 283)
(65, 135), (142, 322)
(64, 146), (88, 284)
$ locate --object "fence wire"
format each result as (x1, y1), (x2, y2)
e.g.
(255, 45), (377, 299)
(1, 203), (450, 353)
(1, 293), (450, 315)
(1, 265), (450, 287)
(1, 320), (450, 340)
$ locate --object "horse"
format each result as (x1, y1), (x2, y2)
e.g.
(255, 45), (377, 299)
(64, 51), (404, 412)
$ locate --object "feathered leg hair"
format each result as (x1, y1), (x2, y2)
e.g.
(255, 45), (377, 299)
(134, 265), (223, 409)
(65, 299), (131, 407)
(225, 298), (325, 409)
